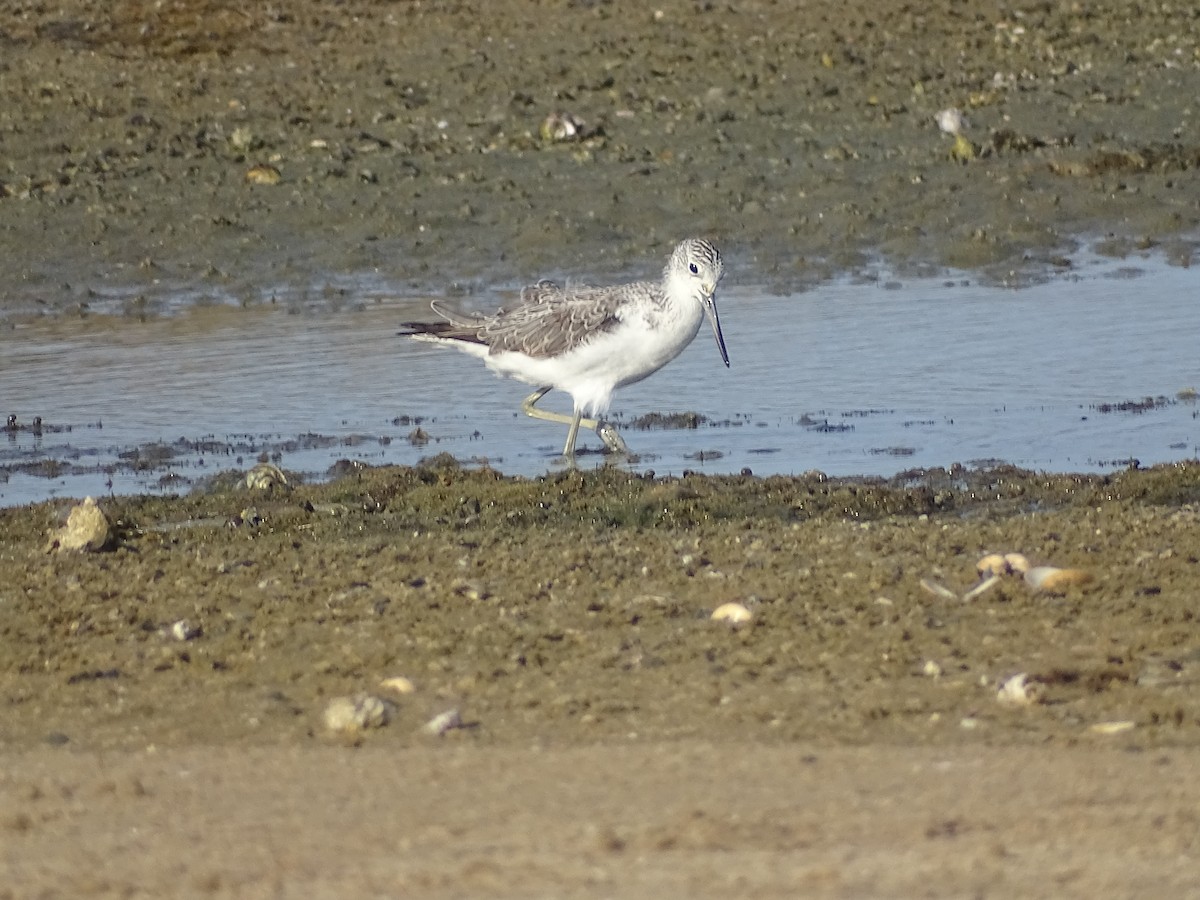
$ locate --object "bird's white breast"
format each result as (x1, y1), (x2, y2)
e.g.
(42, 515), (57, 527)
(484, 292), (705, 417)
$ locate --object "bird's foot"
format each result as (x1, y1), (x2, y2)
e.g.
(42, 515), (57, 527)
(596, 422), (629, 455)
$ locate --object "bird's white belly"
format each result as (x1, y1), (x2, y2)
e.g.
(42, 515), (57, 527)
(485, 305), (703, 416)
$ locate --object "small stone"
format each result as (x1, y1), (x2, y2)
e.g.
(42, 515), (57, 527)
(422, 708), (463, 736)
(539, 111), (586, 143)
(170, 619), (201, 641)
(245, 164), (281, 185)
(1090, 720), (1136, 735)
(379, 676), (417, 696)
(323, 694), (390, 734)
(935, 107), (967, 135)
(710, 602), (753, 625)
(996, 673), (1042, 706)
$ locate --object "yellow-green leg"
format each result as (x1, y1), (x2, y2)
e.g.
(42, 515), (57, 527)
(521, 389), (629, 457)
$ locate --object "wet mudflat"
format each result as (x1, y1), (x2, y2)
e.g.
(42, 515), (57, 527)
(4, 461), (1200, 895)
(7, 460), (1200, 750)
(3, 0), (1200, 895)
(3, 0), (1200, 313)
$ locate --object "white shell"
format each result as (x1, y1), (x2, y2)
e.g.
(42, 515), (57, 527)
(170, 619), (201, 641)
(540, 112), (585, 142)
(996, 673), (1042, 705)
(379, 676), (417, 696)
(422, 708), (464, 736)
(935, 107), (967, 135)
(244, 164), (281, 185)
(710, 602), (753, 624)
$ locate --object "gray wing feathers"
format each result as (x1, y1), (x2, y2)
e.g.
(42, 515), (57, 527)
(434, 281), (658, 359)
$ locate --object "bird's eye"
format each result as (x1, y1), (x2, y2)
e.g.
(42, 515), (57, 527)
(688, 262), (699, 275)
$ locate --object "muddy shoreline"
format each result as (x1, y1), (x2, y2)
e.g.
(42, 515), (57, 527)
(4, 0), (1200, 324)
(5, 459), (1200, 751)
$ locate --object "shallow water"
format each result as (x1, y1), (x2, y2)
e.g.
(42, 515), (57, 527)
(2, 255), (1197, 507)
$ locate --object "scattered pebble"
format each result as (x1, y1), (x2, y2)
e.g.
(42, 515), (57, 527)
(710, 602), (753, 625)
(452, 580), (490, 601)
(935, 107), (967, 135)
(170, 619), (201, 641)
(996, 673), (1043, 706)
(923, 660), (943, 678)
(539, 111), (586, 143)
(422, 708), (464, 736)
(46, 497), (112, 553)
(379, 676), (417, 696)
(323, 694), (390, 735)
(244, 164), (281, 185)
(935, 109), (976, 160)
(228, 126), (254, 152)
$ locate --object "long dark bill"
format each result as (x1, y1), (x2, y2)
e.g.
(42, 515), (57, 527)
(702, 295), (730, 368)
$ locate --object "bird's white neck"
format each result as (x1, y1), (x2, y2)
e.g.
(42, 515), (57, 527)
(661, 269), (707, 311)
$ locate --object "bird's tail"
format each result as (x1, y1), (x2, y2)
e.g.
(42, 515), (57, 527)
(398, 300), (486, 343)
(398, 320), (462, 338)
(432, 299), (488, 328)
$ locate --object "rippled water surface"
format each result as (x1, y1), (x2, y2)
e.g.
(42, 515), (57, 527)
(2, 256), (1197, 507)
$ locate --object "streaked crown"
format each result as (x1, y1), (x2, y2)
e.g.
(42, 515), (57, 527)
(666, 238), (723, 288)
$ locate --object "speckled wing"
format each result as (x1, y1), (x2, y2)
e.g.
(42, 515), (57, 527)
(479, 280), (656, 359)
